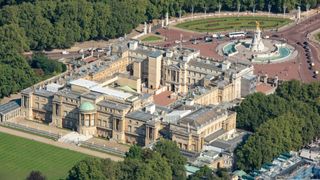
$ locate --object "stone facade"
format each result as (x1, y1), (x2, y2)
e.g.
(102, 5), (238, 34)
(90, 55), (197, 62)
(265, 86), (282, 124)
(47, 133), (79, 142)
(19, 40), (255, 152)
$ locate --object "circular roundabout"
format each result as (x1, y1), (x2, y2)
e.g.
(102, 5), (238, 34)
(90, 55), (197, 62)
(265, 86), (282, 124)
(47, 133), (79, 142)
(217, 22), (296, 64)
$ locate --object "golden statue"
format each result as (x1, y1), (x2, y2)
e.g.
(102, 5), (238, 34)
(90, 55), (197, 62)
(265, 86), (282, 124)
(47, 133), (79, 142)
(256, 21), (260, 30)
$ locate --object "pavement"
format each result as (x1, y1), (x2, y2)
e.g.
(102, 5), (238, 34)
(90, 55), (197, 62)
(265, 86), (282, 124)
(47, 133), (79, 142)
(0, 126), (123, 161)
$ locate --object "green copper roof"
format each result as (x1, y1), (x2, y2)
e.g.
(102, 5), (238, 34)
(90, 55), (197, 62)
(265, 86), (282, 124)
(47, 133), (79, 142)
(119, 86), (136, 93)
(79, 101), (95, 112)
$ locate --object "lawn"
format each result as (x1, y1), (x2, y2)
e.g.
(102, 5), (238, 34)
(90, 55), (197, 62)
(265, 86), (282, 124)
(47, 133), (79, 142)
(141, 35), (163, 42)
(0, 132), (88, 180)
(175, 16), (292, 33)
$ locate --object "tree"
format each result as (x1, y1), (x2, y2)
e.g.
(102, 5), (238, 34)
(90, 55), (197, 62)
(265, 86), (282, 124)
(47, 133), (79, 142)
(67, 158), (106, 180)
(188, 166), (230, 180)
(125, 145), (143, 160)
(100, 159), (120, 180)
(154, 139), (187, 180)
(235, 93), (288, 131)
(26, 170), (46, 180)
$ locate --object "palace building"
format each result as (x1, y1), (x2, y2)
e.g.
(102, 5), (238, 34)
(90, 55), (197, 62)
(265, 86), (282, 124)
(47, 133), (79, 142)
(18, 40), (255, 152)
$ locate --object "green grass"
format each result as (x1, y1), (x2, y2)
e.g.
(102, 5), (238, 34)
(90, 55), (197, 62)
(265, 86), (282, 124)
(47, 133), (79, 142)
(175, 16), (293, 33)
(0, 132), (88, 180)
(141, 35), (163, 42)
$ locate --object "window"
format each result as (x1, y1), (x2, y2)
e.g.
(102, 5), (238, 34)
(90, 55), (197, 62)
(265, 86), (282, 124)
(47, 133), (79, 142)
(35, 102), (39, 109)
(128, 125), (132, 132)
(85, 120), (89, 127)
(91, 120), (94, 126)
(97, 120), (101, 126)
(64, 111), (67, 116)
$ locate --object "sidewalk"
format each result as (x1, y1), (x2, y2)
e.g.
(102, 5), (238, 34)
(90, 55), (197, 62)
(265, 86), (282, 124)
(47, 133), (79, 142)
(0, 126), (123, 161)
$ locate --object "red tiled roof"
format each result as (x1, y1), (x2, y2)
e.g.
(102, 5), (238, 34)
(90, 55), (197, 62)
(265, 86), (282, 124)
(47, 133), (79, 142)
(153, 91), (176, 106)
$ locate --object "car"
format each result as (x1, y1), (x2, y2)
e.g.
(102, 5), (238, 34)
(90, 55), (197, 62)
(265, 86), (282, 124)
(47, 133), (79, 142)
(175, 40), (181, 44)
(297, 42), (301, 45)
(96, 48), (104, 52)
(212, 34), (218, 38)
(61, 50), (69, 55)
(155, 32), (161, 35)
(205, 37), (213, 42)
(303, 41), (309, 45)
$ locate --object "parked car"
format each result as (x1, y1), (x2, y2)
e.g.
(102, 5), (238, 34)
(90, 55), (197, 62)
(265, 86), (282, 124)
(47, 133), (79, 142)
(61, 50), (69, 55)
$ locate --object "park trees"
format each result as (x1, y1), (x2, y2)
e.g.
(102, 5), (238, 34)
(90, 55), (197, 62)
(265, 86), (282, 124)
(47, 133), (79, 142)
(188, 166), (230, 180)
(66, 139), (182, 180)
(235, 80), (320, 171)
(154, 139), (187, 180)
(67, 158), (106, 180)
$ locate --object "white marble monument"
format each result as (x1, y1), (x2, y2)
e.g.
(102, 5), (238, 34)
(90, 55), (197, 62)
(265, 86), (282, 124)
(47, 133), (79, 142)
(251, 21), (265, 52)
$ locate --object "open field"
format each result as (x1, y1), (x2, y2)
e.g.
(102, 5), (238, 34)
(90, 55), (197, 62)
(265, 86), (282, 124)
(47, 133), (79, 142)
(141, 35), (163, 42)
(175, 16), (292, 33)
(0, 132), (88, 180)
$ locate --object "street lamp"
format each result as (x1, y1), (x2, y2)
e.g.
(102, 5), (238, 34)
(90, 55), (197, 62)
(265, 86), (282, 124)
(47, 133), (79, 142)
(283, 4), (287, 18)
(237, 3), (241, 17)
(306, 3), (310, 12)
(191, 5), (194, 20)
(204, 4), (207, 17)
(268, 3), (272, 17)
(218, 2), (222, 16)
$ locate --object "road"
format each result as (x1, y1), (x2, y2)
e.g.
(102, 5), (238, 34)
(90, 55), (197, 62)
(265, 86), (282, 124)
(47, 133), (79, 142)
(0, 126), (123, 161)
(276, 13), (320, 82)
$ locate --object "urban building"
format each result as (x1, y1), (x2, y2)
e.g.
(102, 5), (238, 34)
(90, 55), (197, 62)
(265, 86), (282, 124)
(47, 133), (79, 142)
(17, 40), (255, 153)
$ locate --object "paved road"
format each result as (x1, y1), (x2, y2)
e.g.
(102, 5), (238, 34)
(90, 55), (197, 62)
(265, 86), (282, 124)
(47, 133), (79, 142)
(0, 126), (123, 161)
(276, 13), (320, 82)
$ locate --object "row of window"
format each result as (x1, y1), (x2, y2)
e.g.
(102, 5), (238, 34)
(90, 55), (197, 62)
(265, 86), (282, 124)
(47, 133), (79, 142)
(202, 121), (224, 136)
(1, 109), (21, 122)
(97, 106), (122, 114)
(35, 96), (47, 102)
(63, 97), (79, 104)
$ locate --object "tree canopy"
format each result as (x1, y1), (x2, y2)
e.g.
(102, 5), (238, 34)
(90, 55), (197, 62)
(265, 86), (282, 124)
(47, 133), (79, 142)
(67, 139), (187, 180)
(235, 80), (320, 171)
